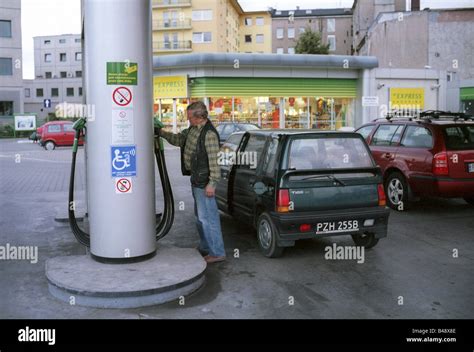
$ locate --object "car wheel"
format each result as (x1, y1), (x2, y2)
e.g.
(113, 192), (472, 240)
(385, 172), (409, 211)
(44, 141), (56, 150)
(257, 212), (284, 258)
(464, 197), (474, 206)
(351, 232), (379, 249)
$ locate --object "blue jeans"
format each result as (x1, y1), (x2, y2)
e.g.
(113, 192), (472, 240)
(192, 186), (226, 257)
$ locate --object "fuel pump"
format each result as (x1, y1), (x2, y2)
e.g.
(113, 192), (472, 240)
(68, 0), (174, 262)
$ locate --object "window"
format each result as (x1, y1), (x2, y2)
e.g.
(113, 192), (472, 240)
(276, 47), (284, 54)
(76, 71), (82, 78)
(400, 126), (433, 148)
(44, 40), (51, 44)
(63, 124), (74, 132)
(79, 87), (83, 96)
(371, 125), (404, 146)
(192, 32), (212, 43)
(243, 135), (267, 168)
(59, 38), (66, 44)
(288, 47), (295, 54)
(36, 88), (43, 97)
(245, 35), (252, 43)
(443, 126), (474, 150)
(47, 124), (61, 133)
(0, 101), (13, 115)
(44, 54), (52, 62)
(256, 34), (264, 43)
(75, 38), (81, 43)
(192, 10), (212, 21)
(0, 58), (12, 75)
(276, 28), (284, 39)
(60, 71), (67, 78)
(299, 27), (305, 34)
(60, 53), (66, 62)
(24, 88), (30, 98)
(66, 88), (74, 97)
(0, 20), (12, 37)
(288, 27), (295, 38)
(51, 88), (59, 97)
(356, 125), (375, 140)
(327, 18), (336, 33)
(264, 138), (279, 177)
(45, 72), (52, 79)
(328, 35), (336, 51)
(75, 52), (82, 61)
(256, 17), (264, 26)
(244, 17), (252, 26)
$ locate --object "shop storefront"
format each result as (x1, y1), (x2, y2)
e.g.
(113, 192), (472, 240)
(153, 53), (377, 132)
(460, 87), (474, 115)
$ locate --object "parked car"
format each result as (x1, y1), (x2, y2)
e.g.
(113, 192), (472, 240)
(40, 121), (84, 150)
(216, 129), (390, 257)
(356, 111), (474, 210)
(215, 123), (260, 145)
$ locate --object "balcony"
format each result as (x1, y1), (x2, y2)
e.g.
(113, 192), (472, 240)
(153, 40), (192, 53)
(152, 0), (192, 8)
(153, 19), (192, 31)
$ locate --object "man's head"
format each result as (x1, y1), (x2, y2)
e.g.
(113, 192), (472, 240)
(187, 101), (208, 126)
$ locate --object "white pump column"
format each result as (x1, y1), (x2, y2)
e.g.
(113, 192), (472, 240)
(83, 0), (156, 261)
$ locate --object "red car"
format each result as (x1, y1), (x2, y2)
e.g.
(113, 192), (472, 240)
(40, 121), (83, 150)
(356, 111), (474, 210)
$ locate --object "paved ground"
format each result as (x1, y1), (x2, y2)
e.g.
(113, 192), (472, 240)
(0, 138), (473, 319)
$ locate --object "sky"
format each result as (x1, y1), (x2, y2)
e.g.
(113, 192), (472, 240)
(21, 0), (474, 79)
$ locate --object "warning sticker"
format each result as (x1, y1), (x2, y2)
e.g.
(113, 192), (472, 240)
(107, 62), (138, 85)
(112, 109), (134, 144)
(115, 178), (132, 194)
(112, 86), (133, 107)
(111, 145), (136, 177)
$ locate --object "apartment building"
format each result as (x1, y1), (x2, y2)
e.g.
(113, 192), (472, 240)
(271, 7), (353, 55)
(239, 11), (272, 53)
(0, 0), (23, 118)
(152, 0), (243, 55)
(24, 34), (83, 122)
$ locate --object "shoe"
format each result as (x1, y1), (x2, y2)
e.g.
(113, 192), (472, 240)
(196, 248), (209, 257)
(204, 255), (226, 264)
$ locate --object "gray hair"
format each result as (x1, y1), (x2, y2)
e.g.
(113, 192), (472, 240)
(187, 101), (208, 119)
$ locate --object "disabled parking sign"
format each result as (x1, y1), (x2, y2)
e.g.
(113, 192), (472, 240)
(111, 145), (136, 177)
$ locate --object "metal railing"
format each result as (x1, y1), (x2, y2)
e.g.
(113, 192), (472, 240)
(153, 40), (192, 51)
(152, 0), (192, 7)
(153, 19), (192, 30)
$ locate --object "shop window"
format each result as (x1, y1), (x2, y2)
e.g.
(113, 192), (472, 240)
(285, 97), (309, 129)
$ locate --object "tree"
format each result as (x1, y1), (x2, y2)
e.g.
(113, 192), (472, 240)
(295, 28), (330, 55)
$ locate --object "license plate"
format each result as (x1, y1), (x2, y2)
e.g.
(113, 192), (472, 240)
(315, 220), (359, 235)
(468, 163), (474, 173)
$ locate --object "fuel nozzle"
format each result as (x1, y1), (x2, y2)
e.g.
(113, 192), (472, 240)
(154, 118), (164, 151)
(72, 117), (87, 153)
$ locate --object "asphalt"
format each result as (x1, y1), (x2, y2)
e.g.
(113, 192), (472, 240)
(0, 138), (473, 318)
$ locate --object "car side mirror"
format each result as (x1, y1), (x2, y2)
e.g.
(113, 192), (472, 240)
(253, 182), (267, 195)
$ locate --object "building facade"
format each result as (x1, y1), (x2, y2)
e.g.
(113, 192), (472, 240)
(0, 0), (23, 119)
(271, 8), (353, 55)
(239, 11), (272, 53)
(23, 34), (83, 122)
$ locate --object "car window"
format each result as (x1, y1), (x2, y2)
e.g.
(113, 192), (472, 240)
(226, 133), (244, 147)
(371, 124), (403, 146)
(221, 124), (235, 137)
(242, 134), (267, 169)
(288, 136), (374, 170)
(443, 125), (474, 150)
(400, 126), (433, 148)
(216, 125), (224, 134)
(63, 124), (74, 132)
(239, 124), (260, 131)
(47, 124), (61, 133)
(356, 125), (375, 140)
(263, 138), (279, 177)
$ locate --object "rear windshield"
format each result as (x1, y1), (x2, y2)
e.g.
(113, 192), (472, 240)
(443, 125), (474, 150)
(287, 136), (374, 170)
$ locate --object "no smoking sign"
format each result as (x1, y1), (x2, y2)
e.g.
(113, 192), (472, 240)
(115, 177), (133, 194)
(112, 86), (133, 107)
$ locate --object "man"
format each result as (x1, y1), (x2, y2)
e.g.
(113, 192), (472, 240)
(156, 101), (226, 264)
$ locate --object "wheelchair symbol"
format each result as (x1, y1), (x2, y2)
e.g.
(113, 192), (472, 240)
(112, 149), (131, 171)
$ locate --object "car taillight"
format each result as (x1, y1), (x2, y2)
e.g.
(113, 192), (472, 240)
(299, 224), (312, 232)
(377, 184), (386, 207)
(277, 189), (290, 213)
(433, 152), (449, 175)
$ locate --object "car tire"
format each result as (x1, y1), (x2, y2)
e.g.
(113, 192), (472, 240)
(351, 232), (379, 249)
(257, 212), (284, 258)
(385, 172), (409, 211)
(463, 197), (474, 206)
(44, 141), (56, 150)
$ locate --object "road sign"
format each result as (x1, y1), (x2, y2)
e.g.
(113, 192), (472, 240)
(115, 177), (132, 194)
(44, 99), (51, 108)
(112, 86), (133, 107)
(111, 145), (136, 177)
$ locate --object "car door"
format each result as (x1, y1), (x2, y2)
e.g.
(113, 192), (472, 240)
(47, 123), (62, 145)
(62, 123), (75, 146)
(369, 124), (405, 173)
(232, 133), (268, 224)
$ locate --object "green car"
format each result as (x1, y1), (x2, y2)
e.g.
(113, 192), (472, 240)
(216, 130), (390, 258)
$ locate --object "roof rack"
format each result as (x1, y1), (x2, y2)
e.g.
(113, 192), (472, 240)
(382, 110), (474, 123)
